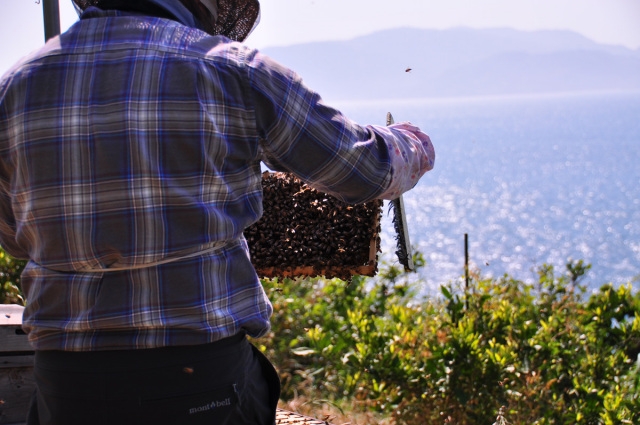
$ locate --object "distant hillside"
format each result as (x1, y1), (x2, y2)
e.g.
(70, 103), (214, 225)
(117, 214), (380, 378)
(260, 27), (640, 101)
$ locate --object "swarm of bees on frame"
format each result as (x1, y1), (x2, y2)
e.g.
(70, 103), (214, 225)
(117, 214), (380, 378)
(245, 172), (382, 280)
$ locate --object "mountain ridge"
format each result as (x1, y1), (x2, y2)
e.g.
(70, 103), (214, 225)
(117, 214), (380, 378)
(260, 27), (640, 101)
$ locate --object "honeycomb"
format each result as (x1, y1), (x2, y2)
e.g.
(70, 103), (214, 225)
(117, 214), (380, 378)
(245, 172), (382, 279)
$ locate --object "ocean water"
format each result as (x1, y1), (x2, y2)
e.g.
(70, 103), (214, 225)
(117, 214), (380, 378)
(333, 92), (640, 294)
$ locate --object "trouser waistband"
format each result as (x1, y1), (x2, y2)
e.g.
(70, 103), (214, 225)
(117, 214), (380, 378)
(34, 331), (248, 372)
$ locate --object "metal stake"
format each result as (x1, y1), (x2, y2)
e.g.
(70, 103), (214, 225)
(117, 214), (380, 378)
(464, 233), (469, 309)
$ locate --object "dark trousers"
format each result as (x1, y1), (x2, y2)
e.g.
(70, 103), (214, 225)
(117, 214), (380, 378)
(27, 333), (280, 425)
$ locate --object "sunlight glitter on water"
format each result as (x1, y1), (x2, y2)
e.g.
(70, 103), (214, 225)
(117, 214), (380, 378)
(343, 93), (640, 294)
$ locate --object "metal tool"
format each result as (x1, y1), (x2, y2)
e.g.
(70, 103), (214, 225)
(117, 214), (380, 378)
(386, 112), (414, 272)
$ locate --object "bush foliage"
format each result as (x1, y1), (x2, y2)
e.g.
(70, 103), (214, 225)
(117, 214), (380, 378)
(255, 255), (640, 424)
(0, 249), (25, 305)
(2, 248), (639, 424)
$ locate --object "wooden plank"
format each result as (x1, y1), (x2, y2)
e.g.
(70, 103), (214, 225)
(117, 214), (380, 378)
(276, 409), (333, 424)
(0, 366), (34, 425)
(0, 356), (33, 370)
(0, 327), (32, 355)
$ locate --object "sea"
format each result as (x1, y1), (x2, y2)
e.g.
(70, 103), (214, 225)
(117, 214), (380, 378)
(332, 91), (640, 295)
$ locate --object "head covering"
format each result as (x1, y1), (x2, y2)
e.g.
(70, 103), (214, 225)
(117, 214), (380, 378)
(71, 0), (260, 41)
(211, 0), (260, 42)
(200, 0), (218, 21)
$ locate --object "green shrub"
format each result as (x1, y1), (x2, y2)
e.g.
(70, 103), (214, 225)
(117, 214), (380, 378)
(256, 256), (640, 424)
(0, 248), (26, 305)
(2, 244), (639, 423)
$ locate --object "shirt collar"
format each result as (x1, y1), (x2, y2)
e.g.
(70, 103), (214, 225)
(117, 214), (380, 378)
(80, 0), (206, 33)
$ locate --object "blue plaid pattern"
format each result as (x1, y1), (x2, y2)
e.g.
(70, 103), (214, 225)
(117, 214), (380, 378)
(0, 8), (429, 351)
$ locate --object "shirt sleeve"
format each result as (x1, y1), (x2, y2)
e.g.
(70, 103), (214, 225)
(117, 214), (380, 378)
(0, 187), (27, 259)
(0, 76), (28, 260)
(246, 50), (435, 204)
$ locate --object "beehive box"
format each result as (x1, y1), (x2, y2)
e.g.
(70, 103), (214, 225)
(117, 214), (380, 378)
(0, 305), (35, 425)
(245, 172), (382, 280)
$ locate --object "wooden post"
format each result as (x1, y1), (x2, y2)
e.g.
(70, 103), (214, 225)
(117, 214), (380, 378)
(42, 0), (61, 42)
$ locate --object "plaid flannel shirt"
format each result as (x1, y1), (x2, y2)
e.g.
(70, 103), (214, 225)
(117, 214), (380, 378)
(0, 8), (434, 351)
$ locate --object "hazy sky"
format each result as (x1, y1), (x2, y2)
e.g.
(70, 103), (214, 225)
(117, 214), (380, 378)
(2, 0), (640, 75)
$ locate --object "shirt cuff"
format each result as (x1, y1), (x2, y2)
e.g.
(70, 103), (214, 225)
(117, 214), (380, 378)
(376, 122), (435, 200)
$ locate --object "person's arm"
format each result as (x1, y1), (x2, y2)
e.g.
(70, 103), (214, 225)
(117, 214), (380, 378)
(0, 76), (29, 260)
(0, 165), (28, 260)
(247, 51), (434, 204)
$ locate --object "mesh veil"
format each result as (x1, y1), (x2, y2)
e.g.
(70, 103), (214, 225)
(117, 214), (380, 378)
(72, 0), (260, 41)
(213, 0), (260, 42)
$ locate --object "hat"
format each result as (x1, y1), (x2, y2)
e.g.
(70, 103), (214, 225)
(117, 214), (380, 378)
(71, 0), (260, 42)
